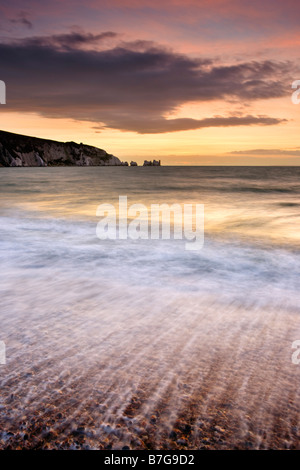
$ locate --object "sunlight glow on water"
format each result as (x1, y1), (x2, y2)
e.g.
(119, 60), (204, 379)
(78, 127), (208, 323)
(0, 167), (300, 449)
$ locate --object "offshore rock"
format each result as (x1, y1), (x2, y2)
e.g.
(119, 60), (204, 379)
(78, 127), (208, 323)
(143, 159), (161, 166)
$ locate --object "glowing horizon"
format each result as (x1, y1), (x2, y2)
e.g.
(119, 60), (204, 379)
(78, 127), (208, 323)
(0, 0), (300, 165)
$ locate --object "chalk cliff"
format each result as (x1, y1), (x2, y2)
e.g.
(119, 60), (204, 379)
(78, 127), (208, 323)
(0, 130), (123, 167)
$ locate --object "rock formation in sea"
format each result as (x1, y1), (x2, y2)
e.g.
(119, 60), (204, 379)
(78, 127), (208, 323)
(143, 159), (161, 166)
(0, 130), (124, 167)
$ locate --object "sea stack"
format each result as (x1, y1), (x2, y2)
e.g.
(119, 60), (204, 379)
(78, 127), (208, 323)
(143, 159), (161, 166)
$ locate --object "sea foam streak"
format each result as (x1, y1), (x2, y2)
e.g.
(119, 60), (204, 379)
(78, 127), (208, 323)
(0, 167), (300, 449)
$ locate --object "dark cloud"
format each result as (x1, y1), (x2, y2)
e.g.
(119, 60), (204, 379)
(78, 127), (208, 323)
(0, 32), (291, 133)
(96, 115), (286, 134)
(12, 31), (118, 51)
(231, 148), (300, 156)
(9, 11), (33, 30)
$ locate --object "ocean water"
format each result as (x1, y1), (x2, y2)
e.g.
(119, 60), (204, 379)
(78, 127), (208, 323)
(0, 166), (300, 449)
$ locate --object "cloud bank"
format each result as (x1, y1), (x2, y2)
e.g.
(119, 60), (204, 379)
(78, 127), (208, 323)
(0, 32), (291, 134)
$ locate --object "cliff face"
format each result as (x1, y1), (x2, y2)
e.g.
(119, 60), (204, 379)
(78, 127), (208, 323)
(0, 130), (122, 167)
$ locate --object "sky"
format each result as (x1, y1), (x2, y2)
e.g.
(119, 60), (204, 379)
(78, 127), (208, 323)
(0, 0), (300, 165)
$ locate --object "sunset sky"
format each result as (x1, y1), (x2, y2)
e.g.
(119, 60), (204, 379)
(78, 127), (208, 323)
(0, 0), (300, 165)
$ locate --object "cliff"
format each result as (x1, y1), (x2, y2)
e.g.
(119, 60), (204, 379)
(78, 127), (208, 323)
(0, 130), (123, 167)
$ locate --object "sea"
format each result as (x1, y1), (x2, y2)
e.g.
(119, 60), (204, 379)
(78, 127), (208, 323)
(0, 166), (300, 449)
